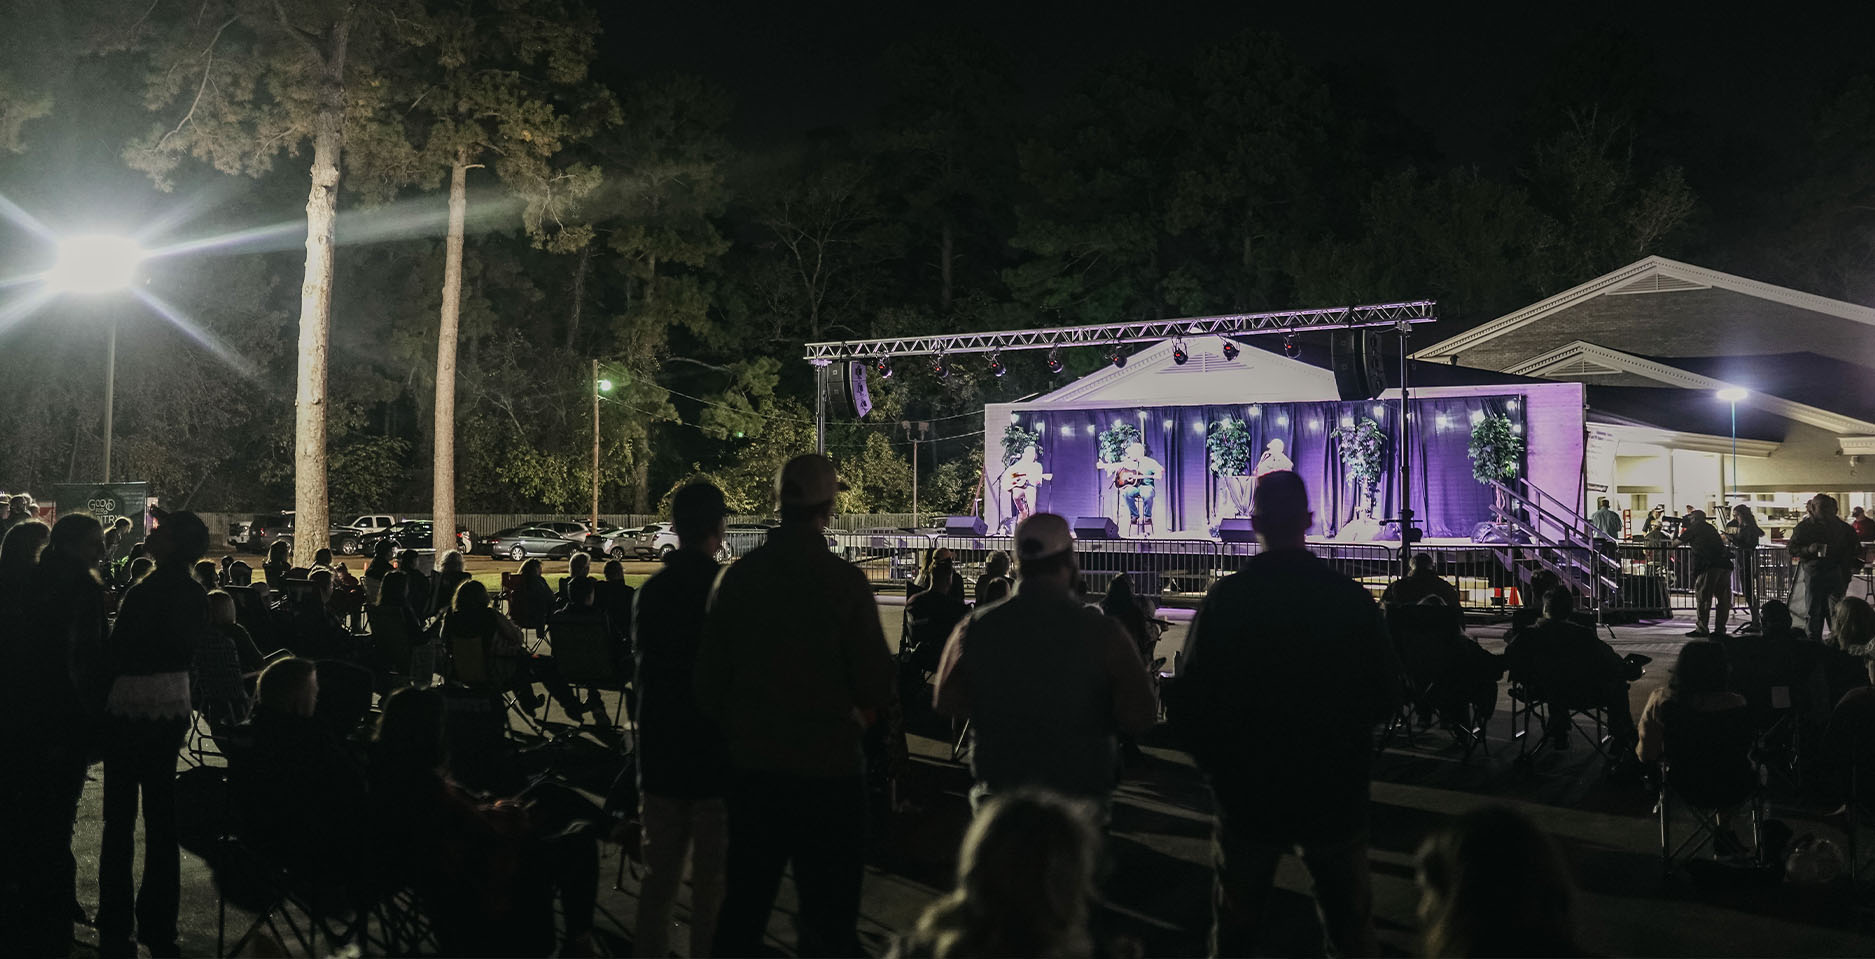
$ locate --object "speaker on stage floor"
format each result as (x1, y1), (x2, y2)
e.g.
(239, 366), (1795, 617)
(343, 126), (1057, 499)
(1073, 517), (1118, 540)
(1469, 521), (1527, 545)
(1217, 518), (1257, 543)
(945, 515), (986, 536)
(1331, 329), (1388, 401)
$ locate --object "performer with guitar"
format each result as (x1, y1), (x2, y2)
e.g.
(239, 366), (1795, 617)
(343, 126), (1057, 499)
(1098, 442), (1165, 536)
(1002, 445), (1053, 527)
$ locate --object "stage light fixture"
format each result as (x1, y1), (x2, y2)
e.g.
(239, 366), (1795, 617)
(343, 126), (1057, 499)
(1221, 340), (1240, 361)
(874, 355), (893, 378)
(932, 354), (950, 379)
(988, 352), (1006, 377)
(1108, 344), (1127, 368)
(1281, 334), (1298, 358)
(1171, 340), (1189, 365)
(1046, 347), (1064, 374)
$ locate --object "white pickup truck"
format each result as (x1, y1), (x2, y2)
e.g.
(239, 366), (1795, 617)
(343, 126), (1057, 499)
(331, 514), (398, 555)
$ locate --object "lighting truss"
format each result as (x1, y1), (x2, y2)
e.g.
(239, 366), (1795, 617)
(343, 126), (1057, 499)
(802, 300), (1435, 362)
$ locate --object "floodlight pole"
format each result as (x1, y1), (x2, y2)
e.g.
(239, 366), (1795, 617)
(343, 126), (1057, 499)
(102, 316), (117, 483)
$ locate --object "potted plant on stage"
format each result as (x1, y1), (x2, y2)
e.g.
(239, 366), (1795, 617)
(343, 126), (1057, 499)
(1331, 416), (1387, 539)
(1002, 423), (1045, 465)
(1468, 411), (1524, 522)
(1207, 418), (1254, 518)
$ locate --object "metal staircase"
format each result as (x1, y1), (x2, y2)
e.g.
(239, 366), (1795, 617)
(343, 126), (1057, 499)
(1485, 478), (1621, 613)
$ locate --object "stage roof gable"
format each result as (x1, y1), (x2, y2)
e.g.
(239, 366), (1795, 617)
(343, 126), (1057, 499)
(1411, 255), (1875, 363)
(1021, 336), (1340, 408)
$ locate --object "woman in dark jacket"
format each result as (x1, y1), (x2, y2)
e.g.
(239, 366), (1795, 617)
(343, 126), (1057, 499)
(1726, 505), (1764, 633)
(262, 538), (291, 589)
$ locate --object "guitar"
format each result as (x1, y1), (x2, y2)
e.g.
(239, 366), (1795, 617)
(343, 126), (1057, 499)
(1005, 469), (1053, 493)
(1113, 467), (1141, 489)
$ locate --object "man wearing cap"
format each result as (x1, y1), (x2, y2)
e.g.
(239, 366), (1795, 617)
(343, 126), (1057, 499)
(931, 512), (1158, 813)
(695, 454), (894, 958)
(1170, 470), (1400, 957)
(1677, 510), (1733, 638)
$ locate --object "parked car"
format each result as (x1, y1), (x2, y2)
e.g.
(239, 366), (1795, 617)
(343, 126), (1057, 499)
(226, 512), (371, 555)
(526, 520), (591, 542)
(486, 526), (580, 562)
(359, 520), (474, 555)
(632, 523), (681, 560)
(582, 523), (631, 559)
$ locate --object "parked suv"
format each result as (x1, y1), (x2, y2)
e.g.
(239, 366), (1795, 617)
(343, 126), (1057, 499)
(226, 512), (369, 555)
(359, 520), (473, 555)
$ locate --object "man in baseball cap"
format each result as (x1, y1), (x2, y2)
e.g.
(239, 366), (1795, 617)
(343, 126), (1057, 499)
(934, 512), (1157, 814)
(696, 452), (891, 956)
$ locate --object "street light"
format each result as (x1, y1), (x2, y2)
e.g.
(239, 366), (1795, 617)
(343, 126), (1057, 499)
(1716, 387), (1747, 497)
(593, 363), (615, 533)
(46, 234), (145, 483)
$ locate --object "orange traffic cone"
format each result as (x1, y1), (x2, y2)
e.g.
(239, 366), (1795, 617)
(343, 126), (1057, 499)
(1507, 586), (1523, 607)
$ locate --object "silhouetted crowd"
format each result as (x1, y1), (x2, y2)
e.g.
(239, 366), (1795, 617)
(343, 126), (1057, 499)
(2, 465), (1873, 957)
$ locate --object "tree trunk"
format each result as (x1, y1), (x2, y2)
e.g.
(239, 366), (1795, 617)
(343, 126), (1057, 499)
(631, 453), (650, 512)
(564, 242), (588, 350)
(291, 23), (348, 568)
(433, 153), (469, 553)
(940, 219), (953, 310)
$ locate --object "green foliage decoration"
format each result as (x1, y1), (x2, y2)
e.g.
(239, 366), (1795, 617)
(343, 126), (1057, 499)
(1468, 413), (1525, 485)
(1001, 423), (1046, 465)
(1331, 416), (1388, 515)
(1206, 418), (1252, 475)
(1098, 422), (1142, 464)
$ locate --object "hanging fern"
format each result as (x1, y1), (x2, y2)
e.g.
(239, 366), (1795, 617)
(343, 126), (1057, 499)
(1331, 416), (1388, 513)
(1001, 423), (1045, 465)
(1207, 418), (1252, 475)
(1098, 422), (1142, 463)
(1469, 413), (1524, 484)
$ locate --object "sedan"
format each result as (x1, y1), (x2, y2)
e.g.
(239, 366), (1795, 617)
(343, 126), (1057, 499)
(360, 521), (475, 556)
(529, 520), (591, 542)
(582, 523), (631, 559)
(486, 526), (580, 562)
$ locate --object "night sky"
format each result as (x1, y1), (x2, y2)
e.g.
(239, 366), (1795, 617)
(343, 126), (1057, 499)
(611, 2), (1873, 211)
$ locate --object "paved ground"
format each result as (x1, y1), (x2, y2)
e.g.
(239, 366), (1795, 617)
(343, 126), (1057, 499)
(54, 602), (1875, 956)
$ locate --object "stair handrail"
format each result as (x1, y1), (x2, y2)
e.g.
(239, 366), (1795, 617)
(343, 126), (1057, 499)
(1486, 478), (1620, 592)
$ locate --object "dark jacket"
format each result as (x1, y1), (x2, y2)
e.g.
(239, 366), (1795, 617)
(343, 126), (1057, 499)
(107, 563), (206, 679)
(7, 555), (109, 742)
(1171, 548), (1401, 844)
(633, 549), (730, 798)
(1679, 521), (1733, 575)
(1505, 618), (1626, 704)
(696, 524), (894, 778)
(1789, 515), (1862, 582)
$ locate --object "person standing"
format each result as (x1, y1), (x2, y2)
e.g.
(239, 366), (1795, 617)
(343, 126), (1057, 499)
(1170, 471), (1400, 957)
(5, 514), (109, 955)
(1001, 445), (1052, 529)
(1726, 505), (1765, 633)
(632, 482), (732, 958)
(1679, 511), (1734, 637)
(1852, 506), (1875, 543)
(933, 514), (1157, 813)
(1788, 494), (1862, 643)
(1590, 497), (1624, 542)
(695, 454), (895, 957)
(97, 510), (211, 958)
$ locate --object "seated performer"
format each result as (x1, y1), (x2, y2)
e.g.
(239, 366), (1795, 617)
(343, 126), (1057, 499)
(1254, 438), (1293, 477)
(1002, 445), (1052, 528)
(1099, 442), (1165, 537)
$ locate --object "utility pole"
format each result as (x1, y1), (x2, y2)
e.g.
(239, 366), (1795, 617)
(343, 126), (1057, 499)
(591, 358), (601, 532)
(904, 420), (930, 526)
(102, 316), (117, 482)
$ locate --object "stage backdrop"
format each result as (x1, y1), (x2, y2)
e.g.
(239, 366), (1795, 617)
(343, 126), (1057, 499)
(983, 395), (1526, 539)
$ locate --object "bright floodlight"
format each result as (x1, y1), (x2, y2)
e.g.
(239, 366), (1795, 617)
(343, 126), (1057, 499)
(596, 378), (614, 392)
(46, 234), (144, 295)
(1716, 387), (1748, 403)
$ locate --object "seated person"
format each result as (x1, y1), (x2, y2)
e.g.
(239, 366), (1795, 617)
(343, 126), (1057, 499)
(368, 570), (430, 682)
(554, 552), (597, 611)
(1507, 569), (1561, 637)
(396, 548), (433, 622)
(193, 590), (262, 729)
(1505, 588), (1638, 752)
(598, 560), (634, 649)
(1637, 641), (1749, 764)
(977, 576), (1012, 605)
(1389, 596), (1503, 728)
(903, 555), (970, 674)
(909, 547), (966, 601)
(369, 687), (599, 957)
(1381, 553), (1464, 609)
(441, 580), (586, 721)
(284, 568), (358, 660)
(192, 559), (219, 592)
(227, 560), (253, 587)
(429, 550), (473, 623)
(546, 576), (626, 721)
(1636, 643), (1757, 845)
(1819, 686), (1875, 812)
(509, 558), (555, 636)
(362, 541), (396, 606)
(234, 658), (368, 883)
(1722, 599), (1827, 725)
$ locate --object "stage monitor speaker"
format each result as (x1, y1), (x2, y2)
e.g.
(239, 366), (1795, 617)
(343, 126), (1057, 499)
(1073, 517), (1118, 540)
(1217, 518), (1257, 543)
(945, 515), (986, 536)
(1469, 521), (1527, 545)
(1331, 329), (1388, 401)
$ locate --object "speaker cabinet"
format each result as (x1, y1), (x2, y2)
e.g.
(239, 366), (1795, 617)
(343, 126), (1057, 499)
(1072, 517), (1118, 540)
(944, 515), (986, 536)
(1331, 329), (1388, 401)
(1216, 518), (1257, 543)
